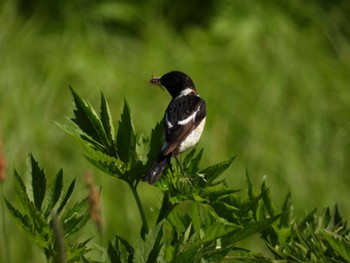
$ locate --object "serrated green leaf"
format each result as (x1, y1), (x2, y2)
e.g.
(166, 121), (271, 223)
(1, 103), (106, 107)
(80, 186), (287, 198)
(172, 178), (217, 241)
(134, 222), (163, 263)
(84, 149), (125, 178)
(5, 197), (52, 251)
(279, 192), (293, 228)
(200, 156), (236, 183)
(201, 222), (235, 244)
(67, 237), (94, 262)
(211, 202), (239, 224)
(322, 207), (331, 229)
(4, 197), (33, 236)
(261, 181), (274, 217)
(100, 91), (115, 147)
(167, 209), (189, 234)
(245, 169), (255, 200)
(116, 99), (136, 163)
(57, 179), (76, 215)
(200, 185), (239, 202)
(334, 204), (343, 227)
(57, 122), (106, 154)
(222, 214), (281, 245)
(62, 197), (90, 237)
(321, 230), (350, 262)
(146, 223), (163, 263)
(30, 154), (47, 211)
(298, 208), (317, 231)
(43, 169), (64, 218)
(181, 148), (203, 176)
(69, 87), (109, 150)
(13, 168), (32, 214)
(108, 233), (134, 263)
(136, 133), (149, 165)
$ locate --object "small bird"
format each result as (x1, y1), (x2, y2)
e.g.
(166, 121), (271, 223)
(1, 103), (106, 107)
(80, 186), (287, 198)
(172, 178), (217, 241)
(143, 71), (206, 184)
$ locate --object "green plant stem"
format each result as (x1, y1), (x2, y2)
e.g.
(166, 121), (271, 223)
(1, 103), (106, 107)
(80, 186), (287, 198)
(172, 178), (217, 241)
(129, 183), (149, 237)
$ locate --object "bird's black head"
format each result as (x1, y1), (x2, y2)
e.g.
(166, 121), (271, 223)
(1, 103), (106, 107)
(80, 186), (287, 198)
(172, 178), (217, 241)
(150, 71), (196, 98)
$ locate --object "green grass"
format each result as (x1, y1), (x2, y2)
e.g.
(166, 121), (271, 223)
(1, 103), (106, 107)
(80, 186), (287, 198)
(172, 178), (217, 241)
(1, 0), (350, 261)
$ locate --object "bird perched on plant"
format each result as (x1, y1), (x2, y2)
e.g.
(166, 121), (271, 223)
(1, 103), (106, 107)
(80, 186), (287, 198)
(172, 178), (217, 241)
(143, 71), (206, 184)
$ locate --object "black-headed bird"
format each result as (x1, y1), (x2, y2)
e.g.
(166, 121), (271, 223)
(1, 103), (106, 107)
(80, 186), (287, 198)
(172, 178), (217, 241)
(143, 71), (206, 184)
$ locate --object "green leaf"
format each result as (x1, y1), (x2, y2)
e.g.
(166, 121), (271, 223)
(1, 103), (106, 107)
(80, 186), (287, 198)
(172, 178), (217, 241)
(69, 87), (109, 150)
(136, 133), (149, 165)
(108, 233), (134, 263)
(200, 156), (236, 183)
(261, 181), (274, 217)
(201, 222), (235, 244)
(222, 214), (281, 245)
(43, 168), (64, 218)
(4, 198), (34, 238)
(298, 208), (317, 231)
(116, 99), (136, 163)
(100, 91), (115, 147)
(30, 154), (47, 211)
(134, 222), (163, 263)
(245, 169), (255, 200)
(13, 168), (32, 214)
(200, 185), (239, 202)
(146, 224), (163, 263)
(278, 192), (293, 228)
(182, 148), (203, 176)
(57, 179), (76, 215)
(62, 197), (90, 237)
(66, 237), (93, 262)
(84, 149), (125, 178)
(321, 230), (350, 262)
(322, 207), (331, 229)
(5, 197), (52, 251)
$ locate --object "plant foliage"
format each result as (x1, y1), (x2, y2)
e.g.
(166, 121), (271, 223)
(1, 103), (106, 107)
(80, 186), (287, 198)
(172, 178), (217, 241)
(4, 154), (91, 262)
(6, 89), (350, 262)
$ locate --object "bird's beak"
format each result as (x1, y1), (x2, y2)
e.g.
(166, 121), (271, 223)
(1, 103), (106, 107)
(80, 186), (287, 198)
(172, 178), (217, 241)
(149, 76), (164, 91)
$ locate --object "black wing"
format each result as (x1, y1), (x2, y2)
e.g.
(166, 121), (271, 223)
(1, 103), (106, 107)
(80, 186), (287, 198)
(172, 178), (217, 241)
(163, 96), (206, 155)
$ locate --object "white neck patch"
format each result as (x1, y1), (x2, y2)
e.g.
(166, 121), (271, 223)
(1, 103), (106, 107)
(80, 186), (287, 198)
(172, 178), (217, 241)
(176, 88), (193, 98)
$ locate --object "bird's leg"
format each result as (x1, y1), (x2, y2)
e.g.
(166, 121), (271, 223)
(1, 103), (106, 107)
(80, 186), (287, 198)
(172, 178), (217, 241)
(167, 155), (173, 174)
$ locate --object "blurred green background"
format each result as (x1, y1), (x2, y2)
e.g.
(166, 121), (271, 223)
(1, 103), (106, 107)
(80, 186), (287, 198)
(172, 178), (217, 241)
(1, 0), (350, 261)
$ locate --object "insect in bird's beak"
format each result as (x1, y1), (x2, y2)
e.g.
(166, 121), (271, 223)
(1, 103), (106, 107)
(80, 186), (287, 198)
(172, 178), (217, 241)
(149, 76), (164, 91)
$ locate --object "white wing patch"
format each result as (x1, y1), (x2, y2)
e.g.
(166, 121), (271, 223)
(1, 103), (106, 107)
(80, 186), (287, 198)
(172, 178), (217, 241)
(178, 110), (197, 125)
(165, 113), (173, 128)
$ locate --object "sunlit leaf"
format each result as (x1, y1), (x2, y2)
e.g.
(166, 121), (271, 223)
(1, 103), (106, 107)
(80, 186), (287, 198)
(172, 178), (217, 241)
(62, 197), (90, 237)
(100, 91), (115, 147)
(66, 237), (94, 262)
(200, 156), (236, 183)
(57, 179), (76, 215)
(69, 87), (109, 149)
(13, 169), (32, 214)
(43, 168), (63, 218)
(321, 230), (350, 262)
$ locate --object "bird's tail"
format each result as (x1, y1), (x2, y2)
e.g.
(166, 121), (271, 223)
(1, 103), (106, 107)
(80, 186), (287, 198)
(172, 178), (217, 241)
(143, 153), (169, 184)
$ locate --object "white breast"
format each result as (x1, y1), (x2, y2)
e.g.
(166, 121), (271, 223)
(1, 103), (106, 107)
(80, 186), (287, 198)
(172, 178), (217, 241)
(178, 118), (206, 153)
